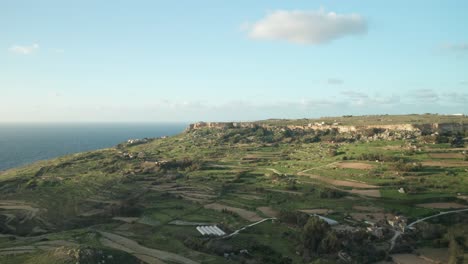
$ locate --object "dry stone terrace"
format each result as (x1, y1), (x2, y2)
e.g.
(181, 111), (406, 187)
(0, 114), (467, 264)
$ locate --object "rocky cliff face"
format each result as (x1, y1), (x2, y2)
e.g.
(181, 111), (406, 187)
(186, 122), (258, 131)
(186, 121), (467, 135)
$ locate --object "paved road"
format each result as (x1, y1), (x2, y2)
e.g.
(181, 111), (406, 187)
(406, 208), (468, 228)
(389, 208), (468, 251)
(222, 218), (276, 239)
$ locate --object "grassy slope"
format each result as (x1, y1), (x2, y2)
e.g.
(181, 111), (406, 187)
(0, 116), (467, 263)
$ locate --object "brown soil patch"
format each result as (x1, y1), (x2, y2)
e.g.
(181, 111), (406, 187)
(336, 162), (374, 170)
(257, 207), (279, 218)
(416, 248), (449, 264)
(303, 174), (379, 189)
(421, 161), (468, 167)
(204, 203), (263, 222)
(353, 206), (383, 212)
(429, 153), (464, 159)
(350, 212), (394, 222)
(99, 231), (198, 264)
(391, 254), (433, 264)
(348, 189), (381, 197)
(242, 154), (260, 161)
(416, 203), (468, 209)
(299, 209), (334, 215)
(238, 194), (263, 200)
(381, 145), (405, 151)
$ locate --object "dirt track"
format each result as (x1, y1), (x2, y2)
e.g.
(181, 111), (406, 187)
(348, 189), (381, 197)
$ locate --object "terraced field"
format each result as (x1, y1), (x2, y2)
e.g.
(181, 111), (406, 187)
(0, 116), (467, 263)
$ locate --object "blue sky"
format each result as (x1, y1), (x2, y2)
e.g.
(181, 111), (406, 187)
(1, 0), (467, 122)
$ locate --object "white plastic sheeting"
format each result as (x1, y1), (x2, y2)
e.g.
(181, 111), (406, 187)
(196, 225), (226, 236)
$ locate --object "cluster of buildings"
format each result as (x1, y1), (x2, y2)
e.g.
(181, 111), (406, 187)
(127, 138), (149, 145)
(387, 215), (408, 232)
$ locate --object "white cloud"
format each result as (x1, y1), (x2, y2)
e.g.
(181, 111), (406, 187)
(9, 43), (39, 55)
(245, 8), (368, 45)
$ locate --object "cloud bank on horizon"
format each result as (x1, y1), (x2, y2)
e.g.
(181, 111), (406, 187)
(1, 88), (465, 122)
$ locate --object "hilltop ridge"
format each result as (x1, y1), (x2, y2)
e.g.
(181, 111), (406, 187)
(187, 114), (468, 135)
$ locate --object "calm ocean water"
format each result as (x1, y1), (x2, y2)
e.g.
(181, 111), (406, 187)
(0, 123), (187, 171)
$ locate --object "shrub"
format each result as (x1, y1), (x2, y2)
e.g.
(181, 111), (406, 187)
(392, 159), (423, 172)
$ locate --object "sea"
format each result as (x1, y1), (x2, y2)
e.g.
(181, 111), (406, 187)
(0, 123), (187, 172)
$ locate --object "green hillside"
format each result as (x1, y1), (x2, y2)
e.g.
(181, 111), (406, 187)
(1, 115), (467, 264)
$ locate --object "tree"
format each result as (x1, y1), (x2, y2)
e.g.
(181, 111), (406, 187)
(319, 231), (340, 253)
(301, 217), (330, 260)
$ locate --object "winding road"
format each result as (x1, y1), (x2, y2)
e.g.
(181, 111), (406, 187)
(389, 208), (468, 251)
(222, 218), (277, 239)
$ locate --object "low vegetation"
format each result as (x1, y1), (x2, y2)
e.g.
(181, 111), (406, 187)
(0, 114), (467, 263)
